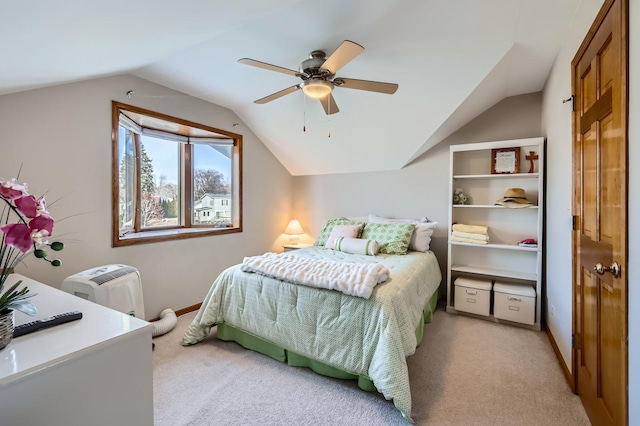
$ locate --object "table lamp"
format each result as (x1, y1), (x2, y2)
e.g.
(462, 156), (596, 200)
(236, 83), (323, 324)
(284, 219), (304, 245)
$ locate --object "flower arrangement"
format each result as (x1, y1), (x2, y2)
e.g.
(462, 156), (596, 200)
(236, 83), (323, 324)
(0, 178), (64, 316)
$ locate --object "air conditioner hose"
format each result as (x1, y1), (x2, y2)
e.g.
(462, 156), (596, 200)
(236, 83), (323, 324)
(152, 308), (177, 337)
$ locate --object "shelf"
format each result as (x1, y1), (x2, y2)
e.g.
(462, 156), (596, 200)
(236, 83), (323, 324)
(450, 241), (539, 251)
(447, 137), (544, 330)
(451, 264), (537, 281)
(452, 204), (538, 209)
(453, 173), (539, 180)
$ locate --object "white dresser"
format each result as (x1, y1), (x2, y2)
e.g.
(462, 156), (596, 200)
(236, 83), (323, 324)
(0, 274), (154, 426)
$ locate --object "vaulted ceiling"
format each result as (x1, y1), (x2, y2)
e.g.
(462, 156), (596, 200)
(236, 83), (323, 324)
(1, 0), (580, 175)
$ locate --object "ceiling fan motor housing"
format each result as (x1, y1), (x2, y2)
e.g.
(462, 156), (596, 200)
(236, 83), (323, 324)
(299, 50), (333, 78)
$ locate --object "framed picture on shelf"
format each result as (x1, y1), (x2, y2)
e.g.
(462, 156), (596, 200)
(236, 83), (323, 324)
(491, 147), (520, 174)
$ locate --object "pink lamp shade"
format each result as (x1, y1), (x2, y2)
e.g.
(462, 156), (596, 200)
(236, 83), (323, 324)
(284, 219), (304, 244)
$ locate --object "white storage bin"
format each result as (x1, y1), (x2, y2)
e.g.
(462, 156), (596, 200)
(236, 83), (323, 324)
(493, 282), (536, 325)
(454, 277), (492, 317)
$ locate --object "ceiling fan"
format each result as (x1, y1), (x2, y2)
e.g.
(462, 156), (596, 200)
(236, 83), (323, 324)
(238, 40), (398, 115)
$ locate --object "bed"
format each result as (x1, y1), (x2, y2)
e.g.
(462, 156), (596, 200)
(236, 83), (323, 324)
(182, 218), (441, 423)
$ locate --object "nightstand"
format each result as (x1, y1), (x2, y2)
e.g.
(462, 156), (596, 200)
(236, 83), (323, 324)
(283, 243), (313, 252)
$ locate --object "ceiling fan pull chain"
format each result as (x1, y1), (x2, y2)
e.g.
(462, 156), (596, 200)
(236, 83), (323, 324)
(327, 100), (331, 138)
(303, 92), (307, 132)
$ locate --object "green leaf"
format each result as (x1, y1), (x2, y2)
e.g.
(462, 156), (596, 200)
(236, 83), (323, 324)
(8, 300), (37, 316)
(0, 281), (22, 306)
(8, 292), (36, 303)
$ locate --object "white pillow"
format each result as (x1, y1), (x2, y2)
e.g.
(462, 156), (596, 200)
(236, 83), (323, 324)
(325, 224), (362, 249)
(368, 214), (429, 224)
(346, 216), (369, 223)
(334, 237), (379, 256)
(410, 222), (437, 251)
(367, 214), (436, 252)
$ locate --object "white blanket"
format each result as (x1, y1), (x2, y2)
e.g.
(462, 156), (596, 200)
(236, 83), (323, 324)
(240, 252), (389, 299)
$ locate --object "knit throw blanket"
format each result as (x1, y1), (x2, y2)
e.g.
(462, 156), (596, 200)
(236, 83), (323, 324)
(240, 253), (389, 299)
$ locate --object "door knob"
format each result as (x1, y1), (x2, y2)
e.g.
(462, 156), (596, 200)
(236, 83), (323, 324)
(593, 261), (621, 278)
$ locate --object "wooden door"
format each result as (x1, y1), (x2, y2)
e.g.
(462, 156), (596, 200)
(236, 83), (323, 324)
(572, 0), (628, 425)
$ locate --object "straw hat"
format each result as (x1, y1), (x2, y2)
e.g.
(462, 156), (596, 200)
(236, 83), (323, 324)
(495, 188), (533, 208)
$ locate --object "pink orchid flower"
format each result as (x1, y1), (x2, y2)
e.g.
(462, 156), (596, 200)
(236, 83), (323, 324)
(0, 223), (33, 253)
(29, 214), (54, 235)
(15, 194), (38, 218)
(0, 179), (28, 201)
(30, 229), (51, 246)
(37, 196), (49, 216)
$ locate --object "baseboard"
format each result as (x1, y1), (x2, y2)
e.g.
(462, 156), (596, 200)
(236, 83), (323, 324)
(149, 303), (202, 322)
(174, 303), (202, 317)
(546, 327), (575, 392)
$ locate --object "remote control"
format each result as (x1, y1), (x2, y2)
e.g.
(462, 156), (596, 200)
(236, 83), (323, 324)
(13, 311), (83, 338)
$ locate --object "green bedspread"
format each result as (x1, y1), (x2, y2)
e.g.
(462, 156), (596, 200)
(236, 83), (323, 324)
(182, 247), (442, 422)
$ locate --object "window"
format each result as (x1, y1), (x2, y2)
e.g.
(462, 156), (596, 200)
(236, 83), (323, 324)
(112, 102), (242, 246)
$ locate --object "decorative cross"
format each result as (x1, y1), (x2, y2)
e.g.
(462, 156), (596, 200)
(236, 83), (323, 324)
(526, 151), (539, 173)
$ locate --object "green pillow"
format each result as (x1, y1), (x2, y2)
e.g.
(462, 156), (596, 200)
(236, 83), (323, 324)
(314, 217), (365, 246)
(361, 222), (415, 255)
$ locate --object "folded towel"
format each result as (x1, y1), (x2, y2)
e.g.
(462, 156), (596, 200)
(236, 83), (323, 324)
(452, 224), (489, 234)
(451, 236), (489, 245)
(451, 231), (489, 242)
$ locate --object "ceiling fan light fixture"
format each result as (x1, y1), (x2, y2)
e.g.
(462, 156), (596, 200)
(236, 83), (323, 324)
(302, 79), (333, 99)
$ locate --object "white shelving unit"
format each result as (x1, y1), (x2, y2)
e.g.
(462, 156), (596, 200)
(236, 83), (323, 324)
(446, 137), (545, 330)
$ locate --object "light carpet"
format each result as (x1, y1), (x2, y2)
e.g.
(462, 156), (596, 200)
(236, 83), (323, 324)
(152, 307), (590, 425)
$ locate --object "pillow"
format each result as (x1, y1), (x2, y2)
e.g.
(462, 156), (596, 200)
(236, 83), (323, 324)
(410, 222), (437, 251)
(346, 216), (369, 223)
(325, 225), (363, 249)
(368, 214), (437, 251)
(334, 237), (379, 256)
(368, 214), (429, 224)
(314, 217), (365, 247)
(361, 222), (415, 255)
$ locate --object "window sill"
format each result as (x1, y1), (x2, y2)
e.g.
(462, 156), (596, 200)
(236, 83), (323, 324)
(113, 225), (241, 247)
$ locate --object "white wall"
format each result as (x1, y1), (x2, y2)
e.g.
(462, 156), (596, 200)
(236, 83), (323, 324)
(542, 0), (637, 422)
(293, 92), (542, 288)
(0, 75), (293, 319)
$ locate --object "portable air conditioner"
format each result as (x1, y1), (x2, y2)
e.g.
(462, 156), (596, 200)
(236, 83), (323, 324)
(61, 264), (145, 319)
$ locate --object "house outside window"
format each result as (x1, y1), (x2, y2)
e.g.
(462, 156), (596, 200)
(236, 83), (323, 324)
(112, 102), (242, 246)
(193, 193), (231, 224)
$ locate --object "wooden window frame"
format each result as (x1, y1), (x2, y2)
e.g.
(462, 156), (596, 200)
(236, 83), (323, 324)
(111, 101), (243, 247)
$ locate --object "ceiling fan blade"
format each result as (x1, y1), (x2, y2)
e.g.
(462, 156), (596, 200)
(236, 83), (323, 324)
(319, 93), (339, 115)
(238, 58), (299, 77)
(254, 85), (300, 104)
(320, 40), (364, 75)
(333, 77), (398, 94)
